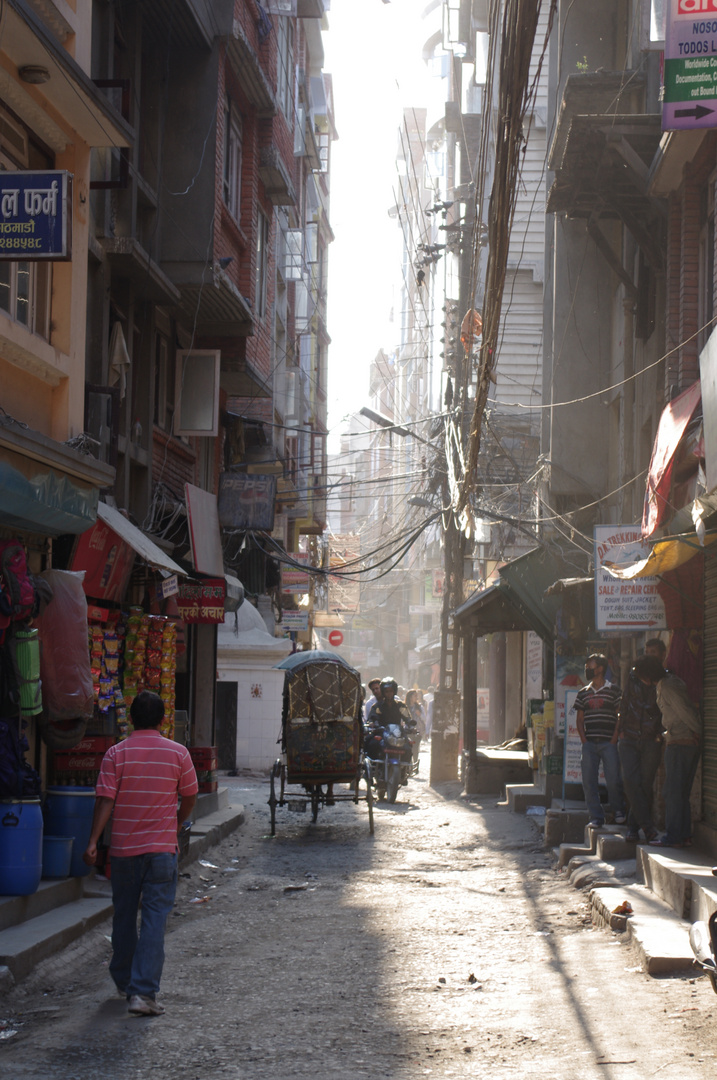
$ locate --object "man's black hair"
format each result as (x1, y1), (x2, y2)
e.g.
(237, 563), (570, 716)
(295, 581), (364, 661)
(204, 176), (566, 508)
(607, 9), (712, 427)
(130, 690), (165, 730)
(634, 655), (666, 684)
(645, 637), (667, 655)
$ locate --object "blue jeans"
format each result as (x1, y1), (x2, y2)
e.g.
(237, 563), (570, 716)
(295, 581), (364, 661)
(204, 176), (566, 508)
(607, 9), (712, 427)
(581, 740), (625, 822)
(618, 738), (662, 833)
(109, 852), (178, 1000)
(663, 743), (700, 844)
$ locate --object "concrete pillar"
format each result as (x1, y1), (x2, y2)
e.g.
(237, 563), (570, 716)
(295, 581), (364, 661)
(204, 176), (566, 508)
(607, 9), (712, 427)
(489, 633), (506, 744)
(192, 624), (217, 746)
(462, 627), (479, 794)
(505, 632), (524, 741)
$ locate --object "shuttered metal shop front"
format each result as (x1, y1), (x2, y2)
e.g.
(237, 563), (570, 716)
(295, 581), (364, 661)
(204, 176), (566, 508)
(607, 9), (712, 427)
(703, 550), (717, 827)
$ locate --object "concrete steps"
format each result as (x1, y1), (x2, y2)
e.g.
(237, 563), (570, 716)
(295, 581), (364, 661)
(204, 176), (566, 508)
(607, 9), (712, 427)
(0, 789), (245, 990)
(591, 883), (695, 974)
(554, 819), (717, 977)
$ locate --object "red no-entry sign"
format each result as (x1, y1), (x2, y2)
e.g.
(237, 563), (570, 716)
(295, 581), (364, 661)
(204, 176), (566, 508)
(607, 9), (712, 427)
(328, 630), (344, 647)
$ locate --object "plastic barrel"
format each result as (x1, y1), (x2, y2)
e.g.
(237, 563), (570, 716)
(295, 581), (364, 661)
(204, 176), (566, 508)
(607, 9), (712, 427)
(43, 787), (95, 877)
(0, 798), (43, 896)
(15, 628), (42, 716)
(42, 835), (73, 879)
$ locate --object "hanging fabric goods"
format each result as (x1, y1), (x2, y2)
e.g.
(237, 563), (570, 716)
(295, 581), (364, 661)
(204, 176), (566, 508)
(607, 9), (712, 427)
(460, 308), (483, 354)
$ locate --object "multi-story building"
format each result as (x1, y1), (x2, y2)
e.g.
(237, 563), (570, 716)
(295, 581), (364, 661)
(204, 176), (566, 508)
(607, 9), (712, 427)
(0, 1), (333, 765)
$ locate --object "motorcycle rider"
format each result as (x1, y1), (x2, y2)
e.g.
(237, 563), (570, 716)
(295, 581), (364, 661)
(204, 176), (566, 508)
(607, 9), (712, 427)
(366, 678), (416, 768)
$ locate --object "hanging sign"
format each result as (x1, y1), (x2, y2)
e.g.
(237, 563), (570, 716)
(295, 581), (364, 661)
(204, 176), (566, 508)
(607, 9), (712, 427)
(160, 574), (179, 599)
(0, 171), (72, 259)
(280, 610), (309, 632)
(663, 0), (717, 130)
(594, 525), (667, 631)
(282, 553), (311, 593)
(176, 578), (226, 623)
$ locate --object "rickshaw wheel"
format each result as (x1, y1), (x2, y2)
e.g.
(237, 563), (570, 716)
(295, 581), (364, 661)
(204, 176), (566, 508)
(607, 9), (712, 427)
(311, 787), (320, 823)
(364, 762), (375, 835)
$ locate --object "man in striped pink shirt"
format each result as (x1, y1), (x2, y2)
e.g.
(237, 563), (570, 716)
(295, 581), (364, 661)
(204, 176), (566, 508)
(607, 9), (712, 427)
(84, 691), (198, 1017)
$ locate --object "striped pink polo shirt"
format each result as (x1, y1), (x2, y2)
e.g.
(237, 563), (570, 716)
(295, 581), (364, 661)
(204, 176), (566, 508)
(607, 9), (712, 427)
(96, 729), (198, 857)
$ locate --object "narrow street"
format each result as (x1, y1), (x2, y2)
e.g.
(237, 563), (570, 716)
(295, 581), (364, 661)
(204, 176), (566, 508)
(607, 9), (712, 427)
(2, 761), (717, 1080)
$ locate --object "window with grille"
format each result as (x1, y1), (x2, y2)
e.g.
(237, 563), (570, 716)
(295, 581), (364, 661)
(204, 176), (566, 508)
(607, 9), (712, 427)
(255, 211), (269, 319)
(223, 100), (243, 223)
(276, 17), (295, 120)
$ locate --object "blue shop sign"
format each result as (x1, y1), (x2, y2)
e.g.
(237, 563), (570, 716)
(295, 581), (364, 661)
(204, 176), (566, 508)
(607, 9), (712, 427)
(0, 171), (71, 260)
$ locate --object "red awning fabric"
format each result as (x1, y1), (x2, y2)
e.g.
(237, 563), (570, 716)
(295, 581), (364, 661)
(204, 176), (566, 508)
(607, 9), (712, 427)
(642, 381), (702, 538)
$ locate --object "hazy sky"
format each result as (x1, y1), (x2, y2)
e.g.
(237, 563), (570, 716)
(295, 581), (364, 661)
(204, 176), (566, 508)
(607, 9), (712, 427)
(323, 0), (433, 451)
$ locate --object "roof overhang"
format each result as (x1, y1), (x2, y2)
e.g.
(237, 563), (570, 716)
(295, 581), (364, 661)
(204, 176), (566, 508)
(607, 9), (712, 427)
(100, 238), (181, 306)
(167, 266), (254, 337)
(225, 20), (275, 117)
(259, 147), (296, 206)
(3, 0), (133, 150)
(455, 546), (581, 641)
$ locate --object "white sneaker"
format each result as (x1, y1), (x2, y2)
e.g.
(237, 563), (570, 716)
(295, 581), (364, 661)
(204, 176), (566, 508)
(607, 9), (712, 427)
(128, 994), (165, 1016)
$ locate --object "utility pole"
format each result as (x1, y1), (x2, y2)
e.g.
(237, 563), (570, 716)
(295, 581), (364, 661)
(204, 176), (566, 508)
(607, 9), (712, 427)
(430, 439), (466, 785)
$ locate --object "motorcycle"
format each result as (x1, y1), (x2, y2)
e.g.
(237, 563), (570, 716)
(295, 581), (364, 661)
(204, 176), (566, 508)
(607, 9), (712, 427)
(689, 868), (717, 993)
(365, 720), (418, 804)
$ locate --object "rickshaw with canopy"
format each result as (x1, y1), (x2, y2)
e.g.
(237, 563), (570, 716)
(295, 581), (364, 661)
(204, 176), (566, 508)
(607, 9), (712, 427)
(269, 650), (374, 835)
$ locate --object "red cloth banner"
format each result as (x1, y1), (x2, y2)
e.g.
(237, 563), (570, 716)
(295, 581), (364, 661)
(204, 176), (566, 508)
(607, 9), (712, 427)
(642, 381), (701, 538)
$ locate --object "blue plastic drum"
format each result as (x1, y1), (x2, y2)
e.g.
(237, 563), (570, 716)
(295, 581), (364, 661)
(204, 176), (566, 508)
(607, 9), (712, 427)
(0, 798), (43, 896)
(43, 787), (96, 877)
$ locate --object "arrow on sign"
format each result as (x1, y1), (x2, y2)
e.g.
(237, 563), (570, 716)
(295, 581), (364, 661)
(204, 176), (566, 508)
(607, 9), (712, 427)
(674, 104), (715, 120)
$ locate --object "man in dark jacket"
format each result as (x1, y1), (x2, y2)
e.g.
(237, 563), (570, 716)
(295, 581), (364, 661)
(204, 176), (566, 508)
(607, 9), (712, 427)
(634, 655), (701, 848)
(617, 639), (666, 842)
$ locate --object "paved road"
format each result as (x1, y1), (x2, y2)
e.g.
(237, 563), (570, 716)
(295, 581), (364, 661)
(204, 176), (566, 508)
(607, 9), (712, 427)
(2, 757), (717, 1079)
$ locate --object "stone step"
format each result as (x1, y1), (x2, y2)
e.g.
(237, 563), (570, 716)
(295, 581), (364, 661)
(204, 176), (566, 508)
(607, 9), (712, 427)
(637, 845), (717, 923)
(504, 784), (551, 814)
(0, 801), (245, 990)
(0, 875), (85, 934)
(0, 896), (113, 983)
(590, 883), (696, 975)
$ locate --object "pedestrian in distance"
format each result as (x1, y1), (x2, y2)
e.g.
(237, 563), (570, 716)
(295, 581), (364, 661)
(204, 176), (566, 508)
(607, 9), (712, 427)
(405, 689), (426, 767)
(574, 653), (626, 828)
(424, 684), (435, 738)
(363, 678), (382, 722)
(633, 655), (701, 848)
(617, 638), (667, 843)
(83, 690), (198, 1017)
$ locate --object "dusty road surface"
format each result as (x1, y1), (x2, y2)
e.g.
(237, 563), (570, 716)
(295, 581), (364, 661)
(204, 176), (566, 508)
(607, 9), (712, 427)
(2, 756), (717, 1079)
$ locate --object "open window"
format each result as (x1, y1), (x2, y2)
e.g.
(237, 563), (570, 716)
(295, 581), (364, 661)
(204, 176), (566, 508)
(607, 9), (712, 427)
(174, 350), (221, 437)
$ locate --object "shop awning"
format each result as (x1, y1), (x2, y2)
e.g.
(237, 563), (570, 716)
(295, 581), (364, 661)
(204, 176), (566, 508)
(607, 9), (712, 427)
(454, 581), (538, 635)
(96, 502), (186, 577)
(454, 546), (580, 641)
(0, 423), (114, 536)
(603, 530), (717, 580)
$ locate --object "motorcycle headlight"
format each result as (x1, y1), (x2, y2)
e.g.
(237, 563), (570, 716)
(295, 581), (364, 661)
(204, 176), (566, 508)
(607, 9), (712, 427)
(386, 736), (404, 749)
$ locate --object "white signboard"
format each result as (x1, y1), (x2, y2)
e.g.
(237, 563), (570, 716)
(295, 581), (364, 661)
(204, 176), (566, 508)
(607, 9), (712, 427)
(280, 611), (309, 632)
(525, 631), (543, 699)
(594, 525), (666, 631)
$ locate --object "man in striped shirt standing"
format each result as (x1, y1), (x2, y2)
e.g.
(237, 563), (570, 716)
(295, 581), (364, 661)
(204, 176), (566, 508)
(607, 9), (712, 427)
(574, 654), (626, 829)
(83, 691), (198, 1017)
